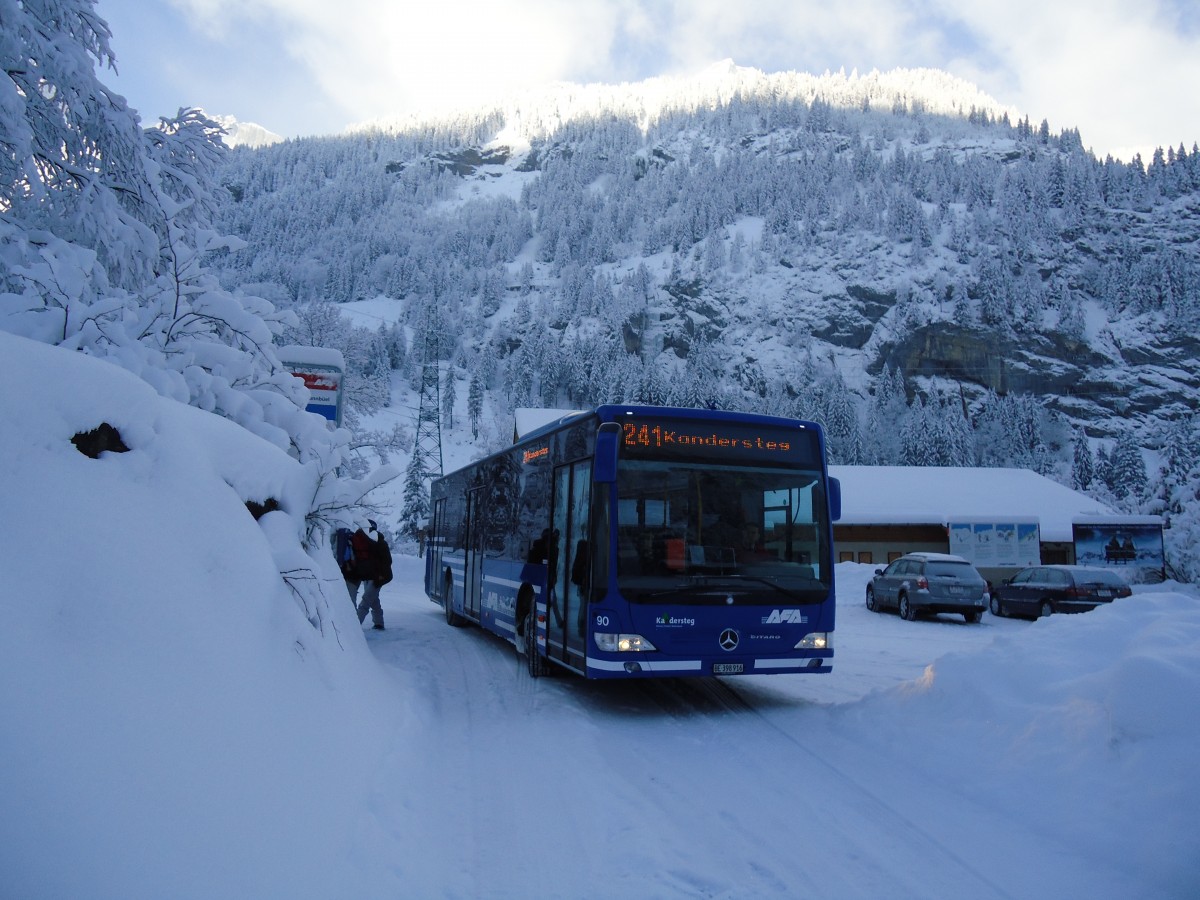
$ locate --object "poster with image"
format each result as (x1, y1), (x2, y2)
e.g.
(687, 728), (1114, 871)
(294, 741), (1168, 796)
(1073, 522), (1165, 583)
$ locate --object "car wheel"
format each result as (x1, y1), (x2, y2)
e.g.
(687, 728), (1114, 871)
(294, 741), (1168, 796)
(1039, 600), (1053, 619)
(899, 593), (915, 621)
(965, 611), (982, 624)
(989, 595), (1004, 617)
(865, 585), (878, 612)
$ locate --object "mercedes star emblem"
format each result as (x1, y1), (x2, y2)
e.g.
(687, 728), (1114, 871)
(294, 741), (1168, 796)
(718, 628), (739, 651)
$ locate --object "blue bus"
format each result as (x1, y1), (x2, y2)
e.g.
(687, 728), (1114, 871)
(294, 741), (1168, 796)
(425, 405), (841, 679)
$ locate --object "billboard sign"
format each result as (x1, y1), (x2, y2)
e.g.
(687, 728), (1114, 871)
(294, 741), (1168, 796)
(948, 520), (1041, 568)
(1073, 521), (1165, 583)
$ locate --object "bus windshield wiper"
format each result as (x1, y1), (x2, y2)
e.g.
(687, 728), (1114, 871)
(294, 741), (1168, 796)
(644, 575), (809, 602)
(699, 575), (811, 601)
(645, 585), (730, 600)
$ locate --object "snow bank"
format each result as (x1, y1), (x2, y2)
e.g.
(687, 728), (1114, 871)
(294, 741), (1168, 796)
(833, 565), (1200, 897)
(0, 332), (394, 900)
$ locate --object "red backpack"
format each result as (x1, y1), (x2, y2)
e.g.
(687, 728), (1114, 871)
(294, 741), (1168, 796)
(349, 529), (374, 578)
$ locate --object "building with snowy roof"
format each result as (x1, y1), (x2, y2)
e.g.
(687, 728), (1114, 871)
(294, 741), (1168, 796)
(831, 466), (1164, 582)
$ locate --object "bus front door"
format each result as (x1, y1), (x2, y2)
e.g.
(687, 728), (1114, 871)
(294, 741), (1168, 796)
(550, 460), (591, 670)
(464, 487), (485, 621)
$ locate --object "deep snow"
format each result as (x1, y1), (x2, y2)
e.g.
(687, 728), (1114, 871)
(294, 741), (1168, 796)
(2, 331), (1198, 899)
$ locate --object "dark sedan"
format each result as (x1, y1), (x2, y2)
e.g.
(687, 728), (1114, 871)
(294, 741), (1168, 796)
(989, 565), (1132, 619)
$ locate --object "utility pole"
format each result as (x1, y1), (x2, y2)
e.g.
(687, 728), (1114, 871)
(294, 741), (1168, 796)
(400, 312), (443, 541)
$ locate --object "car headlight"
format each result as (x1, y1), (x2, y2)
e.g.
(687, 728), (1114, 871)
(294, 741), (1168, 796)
(795, 632), (831, 650)
(594, 633), (657, 652)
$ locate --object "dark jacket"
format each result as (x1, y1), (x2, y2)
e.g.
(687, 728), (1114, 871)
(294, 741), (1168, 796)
(371, 533), (393, 587)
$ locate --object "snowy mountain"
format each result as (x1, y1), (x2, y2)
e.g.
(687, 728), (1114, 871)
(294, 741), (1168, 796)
(210, 113), (284, 149)
(212, 63), (1198, 444)
(209, 62), (1200, 573)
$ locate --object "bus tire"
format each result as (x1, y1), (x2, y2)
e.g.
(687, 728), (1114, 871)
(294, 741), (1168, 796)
(524, 608), (545, 677)
(444, 572), (464, 627)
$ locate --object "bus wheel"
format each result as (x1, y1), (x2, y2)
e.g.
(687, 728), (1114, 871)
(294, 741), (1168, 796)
(524, 608), (544, 678)
(444, 573), (464, 627)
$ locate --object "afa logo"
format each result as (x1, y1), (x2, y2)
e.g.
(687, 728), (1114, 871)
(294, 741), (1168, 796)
(761, 609), (808, 625)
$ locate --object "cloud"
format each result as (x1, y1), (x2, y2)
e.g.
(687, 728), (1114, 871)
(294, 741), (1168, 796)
(928, 0), (1200, 159)
(160, 0), (1200, 158)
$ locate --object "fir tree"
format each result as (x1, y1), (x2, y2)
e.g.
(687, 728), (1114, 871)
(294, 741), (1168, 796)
(441, 365), (457, 428)
(399, 452), (430, 539)
(468, 373), (484, 439)
(1071, 429), (1095, 490)
(1107, 430), (1148, 507)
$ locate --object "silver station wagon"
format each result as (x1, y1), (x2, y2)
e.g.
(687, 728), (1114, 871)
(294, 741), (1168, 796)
(866, 552), (989, 623)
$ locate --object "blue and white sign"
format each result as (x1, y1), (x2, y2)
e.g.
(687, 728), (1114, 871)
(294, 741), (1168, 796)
(279, 345), (345, 428)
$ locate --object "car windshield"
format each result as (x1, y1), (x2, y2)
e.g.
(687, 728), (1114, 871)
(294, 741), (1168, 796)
(614, 459), (832, 604)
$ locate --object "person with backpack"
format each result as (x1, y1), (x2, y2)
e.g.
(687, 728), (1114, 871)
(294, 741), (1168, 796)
(340, 520), (392, 630)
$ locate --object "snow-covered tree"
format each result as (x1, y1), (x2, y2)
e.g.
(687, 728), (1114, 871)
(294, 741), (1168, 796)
(441, 364), (457, 427)
(1, 0), (388, 553)
(467, 373), (484, 439)
(1071, 429), (1095, 490)
(864, 366), (908, 465)
(1106, 430), (1149, 508)
(399, 452), (430, 539)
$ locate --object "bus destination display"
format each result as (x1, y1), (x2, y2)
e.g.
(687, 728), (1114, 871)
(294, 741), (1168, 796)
(620, 418), (817, 463)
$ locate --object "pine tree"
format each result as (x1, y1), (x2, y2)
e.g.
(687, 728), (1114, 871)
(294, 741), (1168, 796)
(441, 365), (457, 428)
(1107, 430), (1148, 507)
(468, 373), (484, 439)
(399, 452), (430, 540)
(1071, 429), (1095, 490)
(820, 371), (862, 465)
(864, 366), (907, 464)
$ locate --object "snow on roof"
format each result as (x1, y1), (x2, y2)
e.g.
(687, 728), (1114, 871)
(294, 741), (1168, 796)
(830, 466), (1157, 544)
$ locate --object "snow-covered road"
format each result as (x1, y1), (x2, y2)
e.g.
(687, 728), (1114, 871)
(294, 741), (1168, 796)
(359, 558), (1179, 899)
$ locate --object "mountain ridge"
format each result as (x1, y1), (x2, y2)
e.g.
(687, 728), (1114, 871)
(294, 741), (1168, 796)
(350, 61), (1023, 145)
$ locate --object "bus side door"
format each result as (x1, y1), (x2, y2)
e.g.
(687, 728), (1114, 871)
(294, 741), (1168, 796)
(550, 459), (591, 670)
(464, 487), (485, 621)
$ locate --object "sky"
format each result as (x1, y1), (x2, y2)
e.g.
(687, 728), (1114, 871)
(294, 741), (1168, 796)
(3, 326), (1199, 898)
(93, 0), (1200, 163)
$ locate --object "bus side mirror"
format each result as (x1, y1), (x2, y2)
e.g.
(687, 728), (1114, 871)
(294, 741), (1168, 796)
(828, 476), (842, 522)
(594, 422), (621, 483)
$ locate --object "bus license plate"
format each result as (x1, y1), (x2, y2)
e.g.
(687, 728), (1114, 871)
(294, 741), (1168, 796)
(713, 663), (744, 674)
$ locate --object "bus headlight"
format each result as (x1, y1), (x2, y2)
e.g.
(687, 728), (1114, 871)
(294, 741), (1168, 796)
(595, 633), (657, 652)
(795, 633), (831, 651)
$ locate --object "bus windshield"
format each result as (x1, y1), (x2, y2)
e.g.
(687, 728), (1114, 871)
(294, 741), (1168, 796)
(614, 459), (832, 604)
